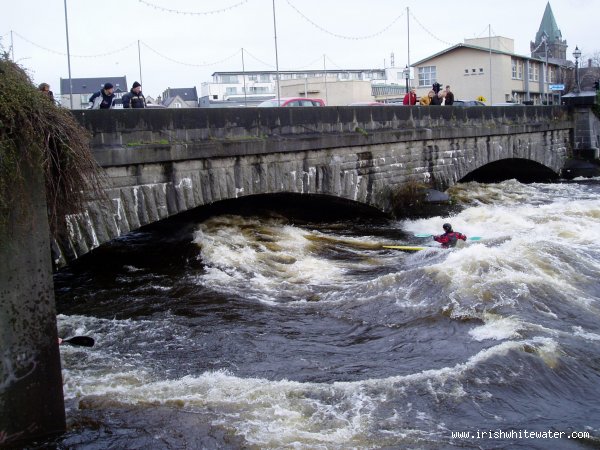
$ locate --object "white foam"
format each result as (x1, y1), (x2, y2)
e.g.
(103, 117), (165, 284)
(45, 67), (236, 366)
(192, 216), (378, 303)
(469, 314), (522, 341)
(572, 326), (600, 341)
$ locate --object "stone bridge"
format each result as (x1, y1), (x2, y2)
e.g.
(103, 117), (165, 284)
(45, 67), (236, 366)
(56, 105), (572, 263)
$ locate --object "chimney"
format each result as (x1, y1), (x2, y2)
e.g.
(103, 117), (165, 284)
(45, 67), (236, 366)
(589, 59), (593, 68)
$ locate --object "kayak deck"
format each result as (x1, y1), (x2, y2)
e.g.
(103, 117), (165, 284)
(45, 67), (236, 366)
(382, 245), (428, 252)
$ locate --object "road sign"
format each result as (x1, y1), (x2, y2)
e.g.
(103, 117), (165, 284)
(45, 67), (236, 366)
(549, 84), (565, 91)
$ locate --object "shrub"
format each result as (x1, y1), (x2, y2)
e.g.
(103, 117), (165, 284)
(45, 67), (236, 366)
(0, 55), (105, 239)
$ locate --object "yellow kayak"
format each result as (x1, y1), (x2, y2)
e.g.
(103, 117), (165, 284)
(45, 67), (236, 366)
(382, 245), (428, 252)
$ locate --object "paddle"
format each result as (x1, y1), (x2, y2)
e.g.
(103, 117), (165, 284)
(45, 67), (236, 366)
(61, 336), (95, 347)
(414, 234), (482, 241)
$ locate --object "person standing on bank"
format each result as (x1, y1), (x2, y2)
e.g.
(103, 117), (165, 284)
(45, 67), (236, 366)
(122, 81), (146, 108)
(444, 85), (454, 105)
(434, 223), (467, 248)
(403, 87), (417, 105)
(89, 82), (115, 109)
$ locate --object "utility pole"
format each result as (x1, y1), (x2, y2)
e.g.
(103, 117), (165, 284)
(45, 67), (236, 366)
(137, 40), (143, 87)
(242, 48), (247, 107)
(272, 0), (281, 104)
(10, 30), (14, 60)
(323, 54), (328, 105)
(406, 7), (410, 76)
(488, 24), (493, 105)
(63, 0), (74, 109)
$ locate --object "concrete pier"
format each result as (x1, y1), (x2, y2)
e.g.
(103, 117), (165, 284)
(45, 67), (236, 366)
(0, 155), (65, 448)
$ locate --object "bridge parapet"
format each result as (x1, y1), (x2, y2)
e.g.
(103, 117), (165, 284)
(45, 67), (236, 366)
(77, 106), (569, 166)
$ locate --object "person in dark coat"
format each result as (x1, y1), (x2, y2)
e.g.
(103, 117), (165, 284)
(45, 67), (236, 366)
(431, 82), (445, 105)
(122, 81), (146, 108)
(89, 82), (115, 109)
(444, 85), (455, 105)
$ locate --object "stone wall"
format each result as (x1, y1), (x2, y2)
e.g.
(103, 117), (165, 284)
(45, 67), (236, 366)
(56, 106), (572, 263)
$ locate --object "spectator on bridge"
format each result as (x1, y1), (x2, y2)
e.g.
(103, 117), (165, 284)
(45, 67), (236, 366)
(38, 83), (55, 103)
(89, 82), (115, 109)
(122, 81), (146, 108)
(434, 223), (467, 248)
(444, 85), (454, 105)
(430, 82), (444, 105)
(403, 88), (417, 105)
(419, 90), (433, 106)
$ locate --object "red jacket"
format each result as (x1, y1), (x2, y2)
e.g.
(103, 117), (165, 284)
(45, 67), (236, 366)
(434, 231), (467, 248)
(403, 92), (417, 105)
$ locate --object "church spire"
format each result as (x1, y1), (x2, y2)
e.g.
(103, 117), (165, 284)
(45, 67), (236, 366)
(535, 2), (562, 43)
(531, 2), (567, 61)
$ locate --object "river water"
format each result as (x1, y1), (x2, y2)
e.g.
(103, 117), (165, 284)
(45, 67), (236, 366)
(49, 179), (600, 449)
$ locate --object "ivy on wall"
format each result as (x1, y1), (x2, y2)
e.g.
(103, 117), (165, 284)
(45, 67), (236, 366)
(0, 55), (105, 241)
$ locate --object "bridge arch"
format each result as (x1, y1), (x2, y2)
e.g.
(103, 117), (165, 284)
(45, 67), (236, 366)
(54, 107), (572, 265)
(459, 158), (559, 184)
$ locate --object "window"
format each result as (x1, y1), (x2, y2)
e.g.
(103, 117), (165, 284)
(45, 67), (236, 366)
(226, 87), (237, 95)
(260, 74), (270, 82)
(529, 63), (539, 82)
(221, 75), (238, 83)
(418, 66), (436, 87)
(340, 73), (349, 80)
(248, 75), (257, 81)
(512, 59), (524, 79)
(249, 86), (270, 94)
(479, 68), (484, 73)
(174, 102), (182, 108)
(364, 72), (372, 79)
(464, 69), (469, 74)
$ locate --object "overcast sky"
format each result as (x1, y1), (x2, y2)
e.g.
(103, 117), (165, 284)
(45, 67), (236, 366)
(2, 0), (597, 98)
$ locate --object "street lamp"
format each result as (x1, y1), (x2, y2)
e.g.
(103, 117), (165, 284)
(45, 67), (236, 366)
(403, 65), (409, 93)
(573, 46), (581, 93)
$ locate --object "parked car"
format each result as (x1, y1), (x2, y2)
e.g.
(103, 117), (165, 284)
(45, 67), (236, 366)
(453, 100), (485, 106)
(257, 97), (325, 107)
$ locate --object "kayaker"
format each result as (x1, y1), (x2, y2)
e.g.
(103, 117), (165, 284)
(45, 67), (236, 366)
(434, 223), (467, 248)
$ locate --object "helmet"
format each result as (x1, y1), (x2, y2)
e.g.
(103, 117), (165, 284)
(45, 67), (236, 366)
(443, 223), (452, 232)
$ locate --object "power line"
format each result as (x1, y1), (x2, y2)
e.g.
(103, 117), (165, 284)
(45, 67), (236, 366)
(13, 31), (136, 58)
(141, 42), (241, 67)
(286, 0), (405, 40)
(490, 26), (520, 53)
(243, 49), (275, 69)
(285, 55), (324, 71)
(234, 50), (331, 72)
(137, 0), (249, 15)
(475, 25), (490, 39)
(325, 56), (344, 70)
(409, 10), (453, 47)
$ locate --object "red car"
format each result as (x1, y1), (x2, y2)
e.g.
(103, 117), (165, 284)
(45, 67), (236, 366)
(257, 97), (326, 107)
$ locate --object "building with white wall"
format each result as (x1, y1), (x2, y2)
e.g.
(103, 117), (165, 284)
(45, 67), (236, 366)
(412, 36), (567, 105)
(200, 68), (408, 106)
